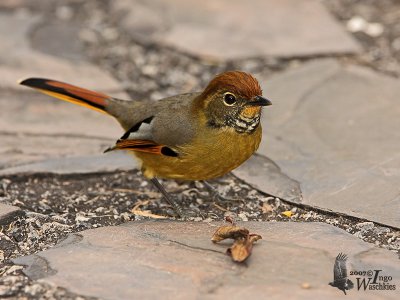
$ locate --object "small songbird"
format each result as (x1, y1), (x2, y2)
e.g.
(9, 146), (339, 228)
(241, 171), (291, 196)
(19, 71), (271, 217)
(329, 253), (354, 295)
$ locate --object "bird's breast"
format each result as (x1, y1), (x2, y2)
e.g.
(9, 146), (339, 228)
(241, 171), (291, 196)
(135, 125), (262, 180)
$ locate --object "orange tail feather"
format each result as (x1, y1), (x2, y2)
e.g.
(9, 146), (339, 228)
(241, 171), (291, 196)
(19, 78), (110, 114)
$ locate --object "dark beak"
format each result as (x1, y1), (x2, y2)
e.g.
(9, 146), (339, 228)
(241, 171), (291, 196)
(247, 96), (272, 106)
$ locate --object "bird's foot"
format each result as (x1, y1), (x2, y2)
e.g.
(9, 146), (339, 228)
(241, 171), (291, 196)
(201, 180), (245, 204)
(151, 178), (201, 219)
(163, 200), (205, 220)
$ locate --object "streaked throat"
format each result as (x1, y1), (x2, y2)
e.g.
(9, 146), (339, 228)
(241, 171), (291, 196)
(226, 114), (261, 134)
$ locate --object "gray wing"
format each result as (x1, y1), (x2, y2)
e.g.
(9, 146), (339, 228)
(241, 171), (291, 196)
(111, 92), (200, 148)
(150, 93), (200, 146)
(333, 253), (348, 281)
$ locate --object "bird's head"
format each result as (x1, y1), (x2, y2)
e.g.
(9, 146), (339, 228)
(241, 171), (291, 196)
(197, 71), (271, 133)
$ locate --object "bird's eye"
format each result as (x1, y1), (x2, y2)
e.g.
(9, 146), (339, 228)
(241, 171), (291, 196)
(223, 93), (236, 106)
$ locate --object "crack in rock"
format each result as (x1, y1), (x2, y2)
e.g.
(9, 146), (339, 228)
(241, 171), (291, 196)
(233, 153), (303, 203)
(167, 239), (224, 255)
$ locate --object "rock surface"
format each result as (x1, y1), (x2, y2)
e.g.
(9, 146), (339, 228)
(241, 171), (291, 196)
(1, 1), (399, 299)
(0, 11), (130, 171)
(235, 59), (400, 228)
(112, 0), (360, 60)
(0, 152), (136, 175)
(0, 203), (22, 225)
(0, 12), (125, 91)
(15, 221), (399, 299)
(0, 90), (123, 170)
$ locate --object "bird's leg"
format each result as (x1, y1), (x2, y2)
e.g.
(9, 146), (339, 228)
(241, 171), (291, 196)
(201, 180), (243, 203)
(150, 179), (205, 219)
(150, 178), (185, 218)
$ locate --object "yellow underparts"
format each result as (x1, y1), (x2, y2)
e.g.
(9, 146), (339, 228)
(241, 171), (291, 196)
(133, 126), (262, 180)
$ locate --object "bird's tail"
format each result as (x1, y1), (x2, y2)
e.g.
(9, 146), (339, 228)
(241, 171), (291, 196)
(19, 78), (112, 115)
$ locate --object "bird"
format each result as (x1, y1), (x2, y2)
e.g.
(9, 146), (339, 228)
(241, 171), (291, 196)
(19, 71), (272, 217)
(329, 253), (354, 295)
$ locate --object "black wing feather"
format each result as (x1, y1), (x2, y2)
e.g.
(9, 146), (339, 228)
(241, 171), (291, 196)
(333, 252), (348, 281)
(120, 116), (154, 140)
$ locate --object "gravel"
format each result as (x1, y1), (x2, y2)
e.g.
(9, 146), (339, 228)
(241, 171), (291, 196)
(1, 0), (400, 298)
(326, 0), (400, 76)
(0, 172), (399, 263)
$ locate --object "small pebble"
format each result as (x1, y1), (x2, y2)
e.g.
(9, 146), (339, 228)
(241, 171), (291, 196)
(347, 16), (367, 32)
(301, 282), (311, 289)
(238, 212), (248, 221)
(365, 23), (384, 37)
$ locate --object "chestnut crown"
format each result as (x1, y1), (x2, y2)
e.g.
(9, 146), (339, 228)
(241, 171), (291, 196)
(201, 71), (262, 100)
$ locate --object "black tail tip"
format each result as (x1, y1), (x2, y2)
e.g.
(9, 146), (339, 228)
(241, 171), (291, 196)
(18, 77), (51, 88)
(18, 78), (30, 86)
(103, 146), (115, 153)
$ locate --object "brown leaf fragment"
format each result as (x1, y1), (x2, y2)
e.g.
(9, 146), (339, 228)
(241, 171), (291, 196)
(131, 200), (167, 219)
(248, 234), (262, 243)
(225, 216), (235, 225)
(226, 233), (263, 263)
(132, 210), (167, 219)
(227, 237), (253, 263)
(211, 225), (249, 243)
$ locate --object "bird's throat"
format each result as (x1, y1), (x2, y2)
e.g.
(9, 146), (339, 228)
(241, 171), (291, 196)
(225, 114), (261, 134)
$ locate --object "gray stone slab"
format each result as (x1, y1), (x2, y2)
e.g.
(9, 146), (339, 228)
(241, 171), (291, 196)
(235, 59), (400, 228)
(233, 154), (302, 203)
(0, 91), (121, 139)
(0, 134), (113, 170)
(30, 21), (86, 63)
(0, 203), (23, 225)
(0, 11), (131, 171)
(0, 12), (126, 92)
(0, 90), (125, 169)
(0, 0), (53, 10)
(14, 221), (399, 299)
(0, 10), (132, 171)
(0, 152), (136, 175)
(112, 0), (360, 60)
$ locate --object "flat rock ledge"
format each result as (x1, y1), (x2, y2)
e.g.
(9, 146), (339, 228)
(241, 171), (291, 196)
(14, 221), (399, 300)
